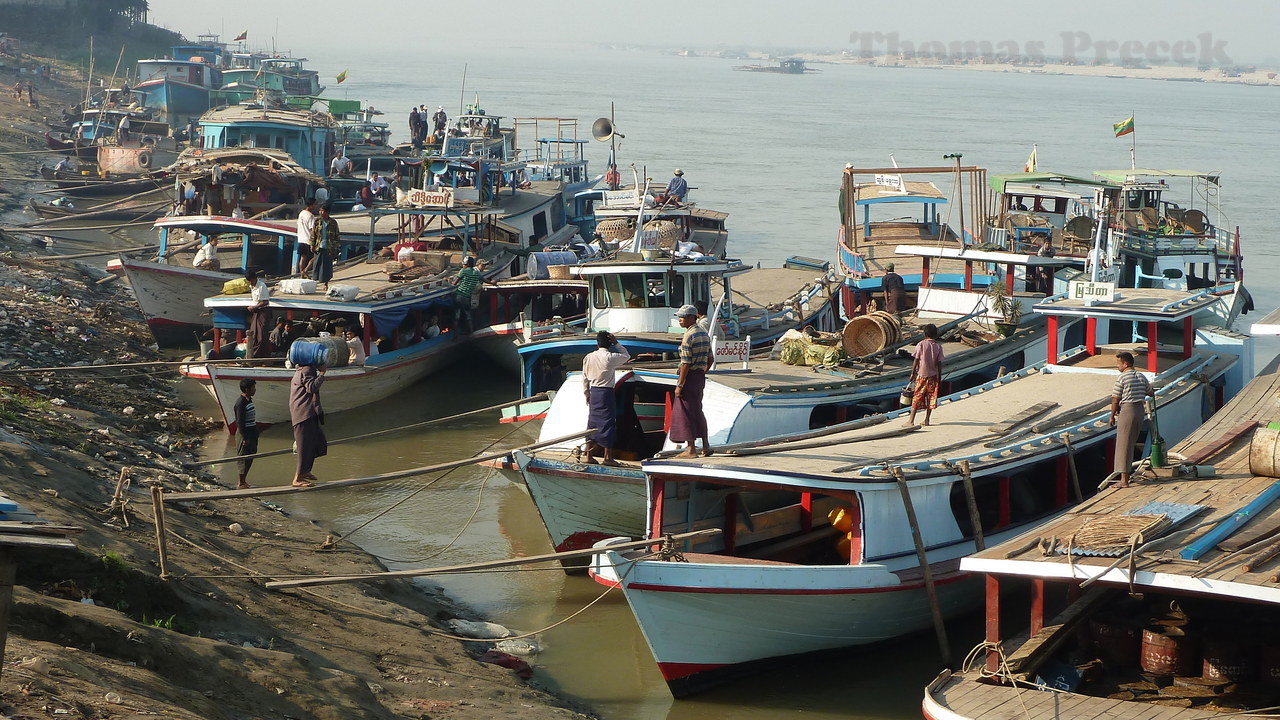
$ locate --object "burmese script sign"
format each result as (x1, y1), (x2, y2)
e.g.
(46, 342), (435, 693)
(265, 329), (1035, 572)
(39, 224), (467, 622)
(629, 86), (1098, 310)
(1068, 280), (1117, 303)
(407, 187), (455, 208)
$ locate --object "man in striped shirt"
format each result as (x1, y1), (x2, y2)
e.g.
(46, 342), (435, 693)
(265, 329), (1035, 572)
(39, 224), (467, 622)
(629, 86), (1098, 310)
(452, 257), (485, 333)
(234, 378), (258, 489)
(670, 304), (713, 457)
(1109, 351), (1153, 488)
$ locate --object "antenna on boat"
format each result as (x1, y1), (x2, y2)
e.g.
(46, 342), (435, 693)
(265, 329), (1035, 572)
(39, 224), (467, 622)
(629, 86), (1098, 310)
(458, 64), (468, 117)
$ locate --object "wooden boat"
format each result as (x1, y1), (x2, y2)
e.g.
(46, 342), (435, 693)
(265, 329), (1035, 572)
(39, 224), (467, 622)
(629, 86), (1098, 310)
(26, 196), (168, 223)
(733, 58), (819, 74)
(588, 286), (1250, 697)
(500, 247), (1083, 556)
(38, 165), (169, 197)
(114, 216), (300, 345)
(181, 203), (521, 429)
(922, 336), (1280, 720)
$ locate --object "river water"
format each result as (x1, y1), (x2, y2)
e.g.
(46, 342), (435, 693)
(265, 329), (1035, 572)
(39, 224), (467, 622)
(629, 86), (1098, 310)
(157, 47), (1280, 719)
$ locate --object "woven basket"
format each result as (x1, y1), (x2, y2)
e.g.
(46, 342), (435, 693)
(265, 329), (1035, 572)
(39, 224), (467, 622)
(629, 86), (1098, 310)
(547, 264), (572, 280)
(643, 219), (682, 250)
(842, 316), (889, 356)
(597, 218), (634, 240)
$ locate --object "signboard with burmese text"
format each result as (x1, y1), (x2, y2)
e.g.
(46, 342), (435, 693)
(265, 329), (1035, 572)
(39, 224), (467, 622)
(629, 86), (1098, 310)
(1068, 280), (1117, 303)
(406, 187), (455, 208)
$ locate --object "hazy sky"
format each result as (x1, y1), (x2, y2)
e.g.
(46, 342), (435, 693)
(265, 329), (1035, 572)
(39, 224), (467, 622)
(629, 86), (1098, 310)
(145, 0), (1275, 65)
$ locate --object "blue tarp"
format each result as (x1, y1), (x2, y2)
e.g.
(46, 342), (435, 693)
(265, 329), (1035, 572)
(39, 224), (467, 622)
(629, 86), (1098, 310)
(369, 297), (453, 338)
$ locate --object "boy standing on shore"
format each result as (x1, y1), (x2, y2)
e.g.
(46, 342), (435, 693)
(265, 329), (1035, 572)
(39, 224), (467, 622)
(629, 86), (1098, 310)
(234, 378), (258, 489)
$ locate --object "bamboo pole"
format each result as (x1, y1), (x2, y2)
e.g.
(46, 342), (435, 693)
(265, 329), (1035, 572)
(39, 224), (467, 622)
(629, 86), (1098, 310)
(150, 486), (170, 579)
(165, 429), (595, 503)
(1063, 436), (1084, 502)
(189, 393), (549, 467)
(265, 529), (721, 590)
(726, 425), (918, 458)
(32, 243), (161, 261)
(892, 467), (951, 665)
(0, 357), (287, 374)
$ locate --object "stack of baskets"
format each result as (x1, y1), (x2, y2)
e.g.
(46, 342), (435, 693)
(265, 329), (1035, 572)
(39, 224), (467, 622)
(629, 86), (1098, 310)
(643, 219), (682, 250)
(841, 311), (901, 357)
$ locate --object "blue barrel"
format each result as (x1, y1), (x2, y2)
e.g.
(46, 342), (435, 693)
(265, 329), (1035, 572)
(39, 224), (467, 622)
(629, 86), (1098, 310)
(526, 250), (579, 280)
(288, 339), (329, 367)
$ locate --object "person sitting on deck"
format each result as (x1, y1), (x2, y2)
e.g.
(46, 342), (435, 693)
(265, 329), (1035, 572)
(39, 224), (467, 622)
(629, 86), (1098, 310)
(330, 152), (352, 177)
(53, 156), (73, 174)
(192, 235), (220, 271)
(269, 318), (294, 356)
(654, 169), (688, 205)
(343, 325), (367, 365)
(369, 172), (389, 199)
(423, 314), (441, 339)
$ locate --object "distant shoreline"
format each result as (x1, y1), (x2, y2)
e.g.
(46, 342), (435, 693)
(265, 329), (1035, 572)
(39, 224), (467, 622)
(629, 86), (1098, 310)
(767, 52), (1280, 87)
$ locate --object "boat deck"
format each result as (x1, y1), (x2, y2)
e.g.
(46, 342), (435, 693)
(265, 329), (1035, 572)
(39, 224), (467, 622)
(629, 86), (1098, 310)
(963, 355), (1280, 600)
(660, 367), (1121, 478)
(334, 181), (563, 236)
(928, 670), (1217, 720)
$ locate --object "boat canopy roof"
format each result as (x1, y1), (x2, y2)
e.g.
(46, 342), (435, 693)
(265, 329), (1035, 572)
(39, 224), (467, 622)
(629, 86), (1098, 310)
(853, 180), (947, 204)
(199, 104), (337, 129)
(172, 147), (321, 182)
(1094, 168), (1220, 184)
(572, 258), (746, 277)
(154, 216), (296, 237)
(1033, 287), (1220, 323)
(989, 171), (1117, 194)
(895, 244), (1076, 267)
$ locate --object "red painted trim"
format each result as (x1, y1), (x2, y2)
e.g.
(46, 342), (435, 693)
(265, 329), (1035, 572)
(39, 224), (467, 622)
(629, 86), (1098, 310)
(985, 575), (1000, 673)
(1030, 578), (1045, 635)
(624, 572), (971, 596)
(921, 257), (931, 286)
(147, 317), (191, 328)
(1085, 317), (1097, 355)
(498, 412), (546, 424)
(963, 261), (973, 291)
(1147, 321), (1159, 373)
(1004, 263), (1015, 294)
(649, 476), (665, 543)
(1046, 315), (1059, 364)
(800, 492), (813, 533)
(657, 661), (726, 681)
(1183, 316), (1194, 359)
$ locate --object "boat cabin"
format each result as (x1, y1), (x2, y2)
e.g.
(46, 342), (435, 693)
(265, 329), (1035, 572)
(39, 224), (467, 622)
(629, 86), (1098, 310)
(198, 104), (337, 177)
(986, 171), (1112, 257)
(575, 258), (741, 335)
(441, 112), (513, 160)
(896, 244), (1078, 324)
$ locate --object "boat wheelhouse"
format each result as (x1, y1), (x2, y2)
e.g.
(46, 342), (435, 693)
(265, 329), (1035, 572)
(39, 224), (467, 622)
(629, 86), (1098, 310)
(513, 117), (598, 198)
(570, 185), (730, 259)
(197, 103), (337, 177)
(135, 47), (224, 125)
(838, 163), (993, 318)
(589, 286), (1248, 697)
(220, 56), (323, 98)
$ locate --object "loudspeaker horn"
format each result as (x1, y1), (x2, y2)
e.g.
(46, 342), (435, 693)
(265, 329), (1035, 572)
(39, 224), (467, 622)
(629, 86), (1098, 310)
(429, 160), (448, 175)
(592, 117), (624, 142)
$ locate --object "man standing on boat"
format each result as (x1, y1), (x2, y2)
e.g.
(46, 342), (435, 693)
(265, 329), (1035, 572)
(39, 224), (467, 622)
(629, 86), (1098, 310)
(882, 263), (906, 314)
(244, 270), (272, 360)
(408, 106), (421, 148)
(296, 198), (317, 276)
(433, 106), (448, 136)
(1109, 351), (1153, 488)
(671, 304), (713, 457)
(452, 257), (484, 334)
(905, 323), (943, 428)
(310, 204), (339, 287)
(582, 331), (631, 466)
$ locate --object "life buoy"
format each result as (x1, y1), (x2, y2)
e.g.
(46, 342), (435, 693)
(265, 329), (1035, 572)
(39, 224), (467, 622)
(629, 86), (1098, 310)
(137, 151), (152, 169)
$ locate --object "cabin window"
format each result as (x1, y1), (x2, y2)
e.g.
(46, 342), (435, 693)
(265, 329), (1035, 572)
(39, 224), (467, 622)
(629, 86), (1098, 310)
(532, 211), (548, 242)
(591, 273), (678, 309)
(274, 136), (285, 150)
(254, 133), (269, 148)
(667, 274), (686, 307)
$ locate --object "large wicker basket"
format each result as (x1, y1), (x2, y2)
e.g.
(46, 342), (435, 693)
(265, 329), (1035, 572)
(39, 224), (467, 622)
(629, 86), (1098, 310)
(841, 313), (901, 356)
(596, 218), (635, 240)
(547, 264), (572, 280)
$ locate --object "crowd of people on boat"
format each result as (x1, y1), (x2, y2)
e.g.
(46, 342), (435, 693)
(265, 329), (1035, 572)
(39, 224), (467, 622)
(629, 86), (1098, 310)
(407, 104), (448, 150)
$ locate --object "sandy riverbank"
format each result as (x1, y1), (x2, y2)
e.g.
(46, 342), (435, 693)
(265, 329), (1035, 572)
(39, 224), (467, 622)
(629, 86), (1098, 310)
(0, 43), (596, 720)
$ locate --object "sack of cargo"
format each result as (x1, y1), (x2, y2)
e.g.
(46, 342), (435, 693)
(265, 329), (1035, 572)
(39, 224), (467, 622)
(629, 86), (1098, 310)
(326, 284), (359, 301)
(221, 277), (251, 295)
(287, 336), (350, 368)
(779, 337), (808, 366)
(278, 278), (317, 295)
(804, 343), (846, 366)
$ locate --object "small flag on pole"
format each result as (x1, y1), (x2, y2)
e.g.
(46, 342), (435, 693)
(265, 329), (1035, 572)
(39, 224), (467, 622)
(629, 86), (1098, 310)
(1113, 115), (1135, 137)
(336, 69), (348, 84)
(233, 30), (248, 42)
(1023, 145), (1037, 173)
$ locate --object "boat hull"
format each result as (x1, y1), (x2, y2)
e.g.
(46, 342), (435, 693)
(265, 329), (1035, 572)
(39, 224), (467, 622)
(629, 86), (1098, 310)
(118, 258), (228, 345)
(593, 551), (980, 697)
(183, 337), (467, 430)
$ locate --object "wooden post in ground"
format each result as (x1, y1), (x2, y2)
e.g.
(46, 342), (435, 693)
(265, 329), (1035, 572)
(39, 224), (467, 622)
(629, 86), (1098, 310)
(0, 547), (14, 679)
(893, 467), (951, 666)
(150, 486), (170, 579)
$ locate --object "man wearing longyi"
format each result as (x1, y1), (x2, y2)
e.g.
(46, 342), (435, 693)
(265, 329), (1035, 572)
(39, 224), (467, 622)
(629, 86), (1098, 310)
(582, 331), (630, 466)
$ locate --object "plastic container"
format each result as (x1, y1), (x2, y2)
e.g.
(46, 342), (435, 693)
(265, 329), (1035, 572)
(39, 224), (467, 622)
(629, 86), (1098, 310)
(527, 251), (578, 281)
(287, 336), (350, 368)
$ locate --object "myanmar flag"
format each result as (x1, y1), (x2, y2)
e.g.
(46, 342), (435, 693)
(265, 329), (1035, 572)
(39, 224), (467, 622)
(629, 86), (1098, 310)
(336, 69), (348, 84)
(1113, 116), (1135, 137)
(1023, 146), (1037, 173)
(233, 30), (248, 41)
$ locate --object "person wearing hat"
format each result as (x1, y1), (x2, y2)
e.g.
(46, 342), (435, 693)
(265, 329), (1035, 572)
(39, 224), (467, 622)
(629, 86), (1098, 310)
(669, 304), (713, 457)
(882, 262), (906, 314)
(452, 256), (485, 334)
(656, 168), (688, 204)
(582, 331), (631, 466)
(433, 105), (448, 135)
